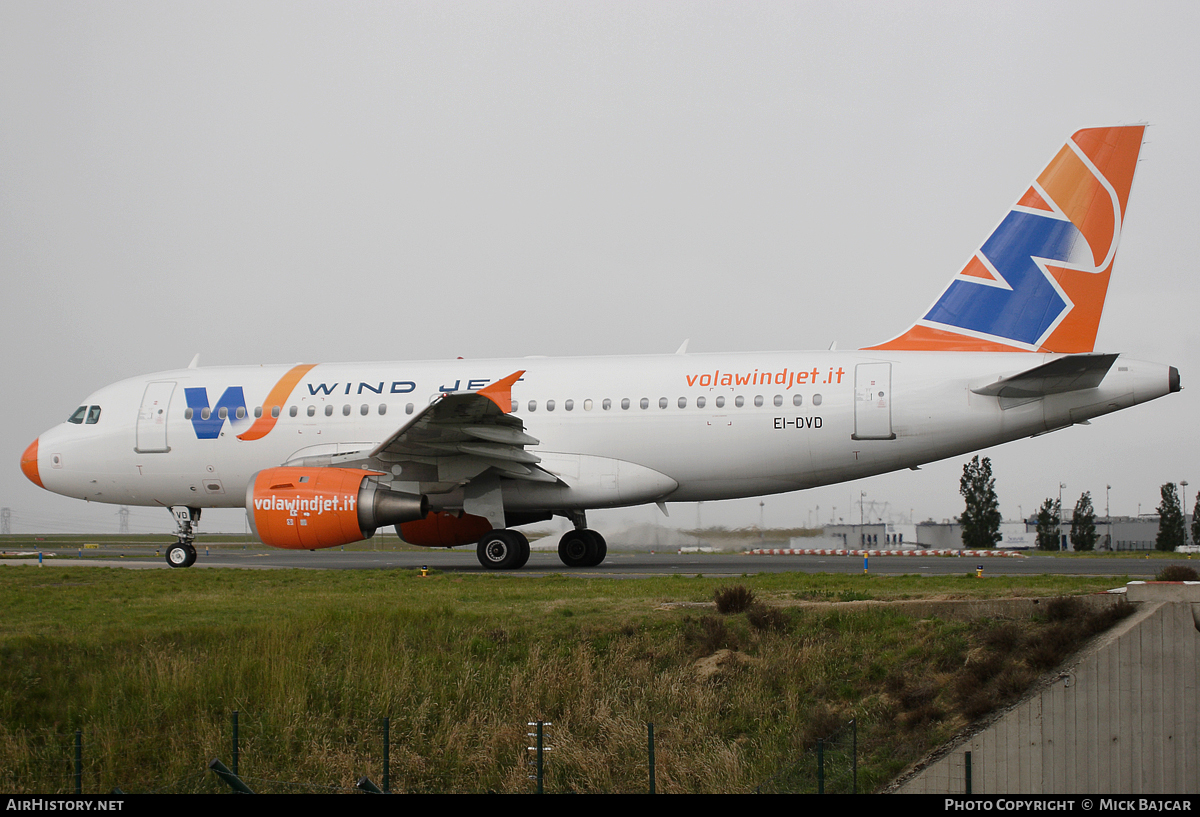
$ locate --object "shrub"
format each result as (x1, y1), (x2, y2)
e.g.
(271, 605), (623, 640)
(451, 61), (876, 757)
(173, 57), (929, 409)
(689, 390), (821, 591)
(747, 604), (789, 633)
(714, 585), (755, 614)
(980, 622), (1022, 655)
(1044, 596), (1083, 623)
(1156, 564), (1200, 582)
(1083, 600), (1135, 637)
(1026, 624), (1077, 670)
(683, 615), (737, 654)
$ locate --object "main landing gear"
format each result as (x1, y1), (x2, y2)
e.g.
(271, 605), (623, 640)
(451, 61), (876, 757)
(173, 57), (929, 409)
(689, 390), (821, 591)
(473, 527), (608, 570)
(476, 529), (531, 570)
(165, 506), (200, 569)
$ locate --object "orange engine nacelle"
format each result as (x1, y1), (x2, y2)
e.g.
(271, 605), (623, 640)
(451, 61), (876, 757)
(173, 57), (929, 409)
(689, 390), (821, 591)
(398, 511), (494, 547)
(246, 467), (427, 550)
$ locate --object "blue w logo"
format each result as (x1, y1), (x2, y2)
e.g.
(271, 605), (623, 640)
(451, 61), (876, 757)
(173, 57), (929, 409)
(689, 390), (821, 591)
(184, 387), (248, 439)
(924, 210), (1085, 347)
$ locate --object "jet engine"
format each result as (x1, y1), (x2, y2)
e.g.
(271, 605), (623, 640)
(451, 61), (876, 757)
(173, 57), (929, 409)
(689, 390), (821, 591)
(246, 467), (427, 549)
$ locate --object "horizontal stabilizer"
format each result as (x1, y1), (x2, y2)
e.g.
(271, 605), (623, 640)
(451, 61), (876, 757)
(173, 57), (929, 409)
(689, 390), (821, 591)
(971, 353), (1119, 399)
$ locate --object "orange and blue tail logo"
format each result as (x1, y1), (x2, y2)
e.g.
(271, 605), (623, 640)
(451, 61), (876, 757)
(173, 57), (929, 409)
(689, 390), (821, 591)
(867, 126), (1145, 353)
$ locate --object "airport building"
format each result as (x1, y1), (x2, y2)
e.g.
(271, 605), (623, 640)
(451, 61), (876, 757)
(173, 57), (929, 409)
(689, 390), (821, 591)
(817, 516), (1190, 551)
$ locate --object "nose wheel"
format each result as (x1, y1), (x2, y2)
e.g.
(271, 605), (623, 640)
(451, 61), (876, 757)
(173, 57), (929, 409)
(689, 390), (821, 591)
(166, 542), (197, 568)
(558, 529), (607, 567)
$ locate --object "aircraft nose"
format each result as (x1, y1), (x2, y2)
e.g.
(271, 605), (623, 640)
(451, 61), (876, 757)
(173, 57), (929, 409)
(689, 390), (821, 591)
(21, 438), (43, 488)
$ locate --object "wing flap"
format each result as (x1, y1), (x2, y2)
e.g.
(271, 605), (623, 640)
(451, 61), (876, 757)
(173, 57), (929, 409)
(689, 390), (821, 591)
(289, 370), (557, 495)
(346, 370), (557, 491)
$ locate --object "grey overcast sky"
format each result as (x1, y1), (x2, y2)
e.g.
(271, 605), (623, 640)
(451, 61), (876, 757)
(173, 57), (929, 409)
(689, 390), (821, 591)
(3, 1), (1198, 535)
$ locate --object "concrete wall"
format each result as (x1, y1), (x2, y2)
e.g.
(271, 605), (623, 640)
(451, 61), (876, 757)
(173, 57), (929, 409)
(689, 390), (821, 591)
(894, 593), (1199, 794)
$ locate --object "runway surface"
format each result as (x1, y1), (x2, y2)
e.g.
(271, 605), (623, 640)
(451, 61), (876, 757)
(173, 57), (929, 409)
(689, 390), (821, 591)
(1, 545), (1175, 578)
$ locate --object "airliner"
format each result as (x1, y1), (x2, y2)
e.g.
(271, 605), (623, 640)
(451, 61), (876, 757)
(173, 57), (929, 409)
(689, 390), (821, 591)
(20, 126), (1179, 570)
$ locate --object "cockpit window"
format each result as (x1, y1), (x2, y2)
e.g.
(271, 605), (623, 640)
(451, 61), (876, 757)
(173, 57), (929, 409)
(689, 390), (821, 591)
(68, 406), (87, 424)
(85, 406), (101, 424)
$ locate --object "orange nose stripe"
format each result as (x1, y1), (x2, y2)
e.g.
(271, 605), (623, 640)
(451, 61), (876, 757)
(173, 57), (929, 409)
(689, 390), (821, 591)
(21, 438), (43, 488)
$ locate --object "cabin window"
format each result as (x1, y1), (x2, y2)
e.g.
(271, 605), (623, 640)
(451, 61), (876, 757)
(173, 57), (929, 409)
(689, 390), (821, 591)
(236, 407), (246, 419)
(511, 400), (519, 412)
(546, 400), (555, 412)
(658, 397), (668, 409)
(271, 406), (281, 418)
(697, 396), (706, 408)
(218, 407), (228, 420)
(289, 406), (298, 417)
(715, 396), (725, 408)
(201, 408), (211, 420)
(528, 400), (537, 412)
(639, 398), (649, 409)
(360, 404), (369, 416)
(735, 396), (745, 408)
(325, 405), (334, 417)
(753, 395), (763, 408)
(678, 397), (687, 408)
(564, 399), (573, 412)
(68, 406), (87, 424)
(342, 404), (351, 416)
(603, 399), (612, 410)
(793, 394), (803, 407)
(254, 407), (263, 418)
(184, 408), (193, 420)
(584, 399), (593, 411)
(813, 394), (823, 406)
(621, 398), (630, 410)
(773, 395), (783, 407)
(307, 405), (316, 417)
(406, 403), (414, 415)
(378, 404), (386, 415)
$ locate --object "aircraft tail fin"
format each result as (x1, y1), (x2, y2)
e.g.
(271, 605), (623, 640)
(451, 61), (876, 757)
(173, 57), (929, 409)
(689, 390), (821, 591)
(865, 126), (1145, 353)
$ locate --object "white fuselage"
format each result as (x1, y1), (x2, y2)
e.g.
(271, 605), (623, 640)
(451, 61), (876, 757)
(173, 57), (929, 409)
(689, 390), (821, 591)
(29, 350), (1175, 518)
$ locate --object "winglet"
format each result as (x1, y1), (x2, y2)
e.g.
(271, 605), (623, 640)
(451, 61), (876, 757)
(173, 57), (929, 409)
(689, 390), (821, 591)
(477, 370), (525, 413)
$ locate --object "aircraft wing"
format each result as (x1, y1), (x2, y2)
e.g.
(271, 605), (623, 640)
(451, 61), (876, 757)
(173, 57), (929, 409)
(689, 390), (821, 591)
(323, 370), (558, 488)
(971, 353), (1120, 400)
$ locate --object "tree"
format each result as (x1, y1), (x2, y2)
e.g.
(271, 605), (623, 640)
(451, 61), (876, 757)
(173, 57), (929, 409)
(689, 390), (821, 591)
(1036, 498), (1061, 551)
(1156, 483), (1185, 552)
(1192, 492), (1200, 550)
(959, 456), (1001, 549)
(1070, 492), (1097, 551)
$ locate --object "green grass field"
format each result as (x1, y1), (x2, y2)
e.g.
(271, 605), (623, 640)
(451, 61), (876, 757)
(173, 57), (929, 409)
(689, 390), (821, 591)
(0, 563), (1141, 793)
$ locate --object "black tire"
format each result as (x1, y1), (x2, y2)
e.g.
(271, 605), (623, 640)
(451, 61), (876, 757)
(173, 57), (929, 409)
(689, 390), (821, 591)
(510, 530), (531, 569)
(558, 530), (592, 567)
(477, 530), (525, 570)
(583, 530), (607, 567)
(166, 543), (192, 568)
(183, 544), (197, 568)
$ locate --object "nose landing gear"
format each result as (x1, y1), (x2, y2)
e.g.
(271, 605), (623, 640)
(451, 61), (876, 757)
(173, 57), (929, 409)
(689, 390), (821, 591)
(166, 506), (200, 568)
(557, 529), (607, 567)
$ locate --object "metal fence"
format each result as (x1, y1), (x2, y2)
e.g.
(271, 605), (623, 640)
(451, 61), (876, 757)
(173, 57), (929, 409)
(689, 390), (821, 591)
(756, 718), (857, 794)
